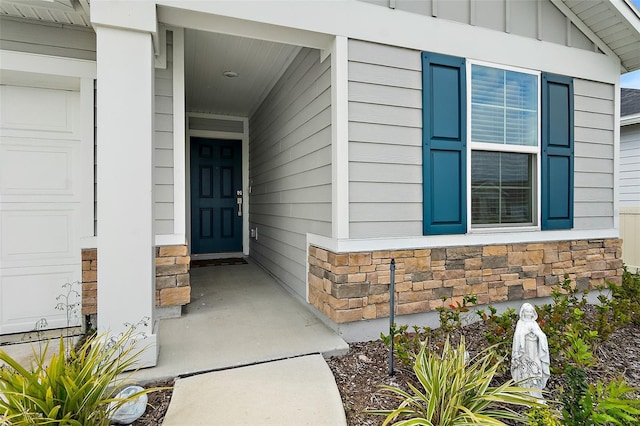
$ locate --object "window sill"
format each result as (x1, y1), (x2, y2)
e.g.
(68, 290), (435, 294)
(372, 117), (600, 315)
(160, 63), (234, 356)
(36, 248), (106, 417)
(469, 225), (540, 234)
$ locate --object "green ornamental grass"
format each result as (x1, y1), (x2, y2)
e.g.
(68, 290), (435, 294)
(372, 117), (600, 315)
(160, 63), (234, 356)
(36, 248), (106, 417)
(0, 326), (160, 425)
(369, 336), (543, 426)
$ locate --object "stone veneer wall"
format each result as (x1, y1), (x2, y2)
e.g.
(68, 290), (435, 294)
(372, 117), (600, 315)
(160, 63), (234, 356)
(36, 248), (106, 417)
(81, 245), (191, 315)
(308, 239), (623, 324)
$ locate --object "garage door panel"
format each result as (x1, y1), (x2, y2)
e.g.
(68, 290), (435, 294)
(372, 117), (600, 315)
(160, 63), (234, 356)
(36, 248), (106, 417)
(1, 138), (80, 202)
(1, 83), (82, 335)
(0, 206), (79, 268)
(0, 266), (81, 335)
(0, 86), (79, 138)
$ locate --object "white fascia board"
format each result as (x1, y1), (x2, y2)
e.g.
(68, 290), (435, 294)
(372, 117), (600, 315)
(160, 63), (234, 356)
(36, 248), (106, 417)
(156, 5), (332, 50)
(157, 0), (619, 83)
(613, 0), (640, 33)
(0, 49), (95, 78)
(621, 113), (640, 125)
(308, 228), (619, 254)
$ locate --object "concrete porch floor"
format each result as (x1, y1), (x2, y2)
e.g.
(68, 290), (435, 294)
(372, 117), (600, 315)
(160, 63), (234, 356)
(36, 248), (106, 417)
(132, 259), (349, 383)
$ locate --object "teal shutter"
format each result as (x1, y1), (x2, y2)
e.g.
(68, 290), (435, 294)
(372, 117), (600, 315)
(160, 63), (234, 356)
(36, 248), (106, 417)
(541, 73), (574, 230)
(422, 52), (466, 235)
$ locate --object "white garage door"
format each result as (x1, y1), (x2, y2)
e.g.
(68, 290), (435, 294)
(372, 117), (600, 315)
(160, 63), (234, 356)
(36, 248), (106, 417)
(0, 84), (82, 335)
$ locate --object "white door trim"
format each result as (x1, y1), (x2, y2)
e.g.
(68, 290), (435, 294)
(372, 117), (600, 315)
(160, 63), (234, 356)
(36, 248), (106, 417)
(186, 113), (250, 256)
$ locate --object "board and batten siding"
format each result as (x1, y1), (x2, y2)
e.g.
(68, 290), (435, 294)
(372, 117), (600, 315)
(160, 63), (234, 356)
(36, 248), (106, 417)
(357, 0), (595, 52)
(620, 123), (640, 271)
(154, 31), (174, 236)
(347, 39), (616, 238)
(0, 17), (95, 60)
(249, 48), (332, 298)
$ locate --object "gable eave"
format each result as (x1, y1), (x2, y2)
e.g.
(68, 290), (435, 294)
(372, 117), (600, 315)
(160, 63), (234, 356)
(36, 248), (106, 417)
(557, 0), (640, 72)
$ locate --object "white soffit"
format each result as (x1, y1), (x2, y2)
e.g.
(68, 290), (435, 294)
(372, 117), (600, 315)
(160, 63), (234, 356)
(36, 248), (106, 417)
(184, 29), (302, 117)
(0, 0), (90, 27)
(560, 0), (640, 72)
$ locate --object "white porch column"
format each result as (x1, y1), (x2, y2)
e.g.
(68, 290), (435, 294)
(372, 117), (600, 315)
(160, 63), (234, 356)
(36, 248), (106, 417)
(95, 23), (157, 366)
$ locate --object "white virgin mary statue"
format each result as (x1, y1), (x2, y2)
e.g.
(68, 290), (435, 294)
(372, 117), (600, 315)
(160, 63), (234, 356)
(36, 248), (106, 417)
(511, 303), (550, 399)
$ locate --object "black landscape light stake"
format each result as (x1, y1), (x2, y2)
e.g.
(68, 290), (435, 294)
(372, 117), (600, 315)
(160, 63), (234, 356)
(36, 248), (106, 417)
(389, 258), (396, 376)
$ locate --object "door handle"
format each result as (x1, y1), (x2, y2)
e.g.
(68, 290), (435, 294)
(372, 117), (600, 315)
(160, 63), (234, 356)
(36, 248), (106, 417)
(236, 190), (243, 217)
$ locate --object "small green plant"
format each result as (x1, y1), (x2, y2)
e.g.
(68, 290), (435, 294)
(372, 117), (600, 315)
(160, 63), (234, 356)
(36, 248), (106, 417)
(380, 323), (431, 366)
(527, 406), (562, 426)
(557, 325), (640, 426)
(607, 267), (640, 326)
(436, 294), (478, 333)
(587, 377), (640, 425)
(536, 275), (598, 362)
(476, 305), (518, 364)
(0, 321), (162, 425)
(381, 295), (477, 367)
(369, 336), (542, 425)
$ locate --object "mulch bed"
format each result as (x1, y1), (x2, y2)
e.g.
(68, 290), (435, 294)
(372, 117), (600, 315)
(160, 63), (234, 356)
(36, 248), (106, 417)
(131, 317), (640, 426)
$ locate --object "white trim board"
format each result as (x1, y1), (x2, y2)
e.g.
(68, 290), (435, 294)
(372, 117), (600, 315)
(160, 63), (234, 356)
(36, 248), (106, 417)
(156, 1), (620, 84)
(331, 36), (349, 240)
(185, 113), (250, 257)
(307, 228), (620, 254)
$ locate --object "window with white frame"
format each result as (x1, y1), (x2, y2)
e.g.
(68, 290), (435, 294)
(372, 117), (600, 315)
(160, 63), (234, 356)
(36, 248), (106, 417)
(469, 63), (539, 227)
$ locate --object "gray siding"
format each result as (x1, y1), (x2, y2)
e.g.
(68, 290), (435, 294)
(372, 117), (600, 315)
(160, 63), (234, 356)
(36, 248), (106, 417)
(154, 32), (174, 236)
(348, 39), (423, 238)
(358, 0), (596, 52)
(573, 79), (615, 229)
(0, 17), (95, 60)
(348, 40), (616, 237)
(249, 48), (332, 298)
(621, 124), (640, 207)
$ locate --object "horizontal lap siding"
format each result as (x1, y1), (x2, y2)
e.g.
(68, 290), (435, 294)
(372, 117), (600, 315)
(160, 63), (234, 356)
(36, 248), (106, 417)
(573, 79), (615, 230)
(249, 48), (331, 298)
(620, 124), (640, 207)
(348, 39), (423, 238)
(154, 34), (174, 236)
(620, 124), (640, 270)
(0, 17), (95, 60)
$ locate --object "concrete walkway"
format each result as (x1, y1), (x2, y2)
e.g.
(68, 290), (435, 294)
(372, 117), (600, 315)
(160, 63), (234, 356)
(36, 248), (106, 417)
(132, 260), (348, 425)
(162, 354), (347, 425)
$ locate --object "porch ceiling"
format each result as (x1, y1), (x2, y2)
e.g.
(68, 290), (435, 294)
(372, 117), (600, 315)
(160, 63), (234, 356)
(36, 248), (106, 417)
(184, 29), (301, 117)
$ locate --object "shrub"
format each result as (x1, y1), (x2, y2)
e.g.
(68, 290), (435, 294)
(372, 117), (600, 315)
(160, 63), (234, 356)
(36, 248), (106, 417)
(0, 322), (162, 425)
(369, 336), (542, 425)
(476, 305), (518, 366)
(607, 267), (640, 326)
(381, 294), (477, 367)
(527, 406), (562, 426)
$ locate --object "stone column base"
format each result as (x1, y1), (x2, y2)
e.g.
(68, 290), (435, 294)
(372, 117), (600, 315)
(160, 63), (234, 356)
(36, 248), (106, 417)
(81, 244), (191, 316)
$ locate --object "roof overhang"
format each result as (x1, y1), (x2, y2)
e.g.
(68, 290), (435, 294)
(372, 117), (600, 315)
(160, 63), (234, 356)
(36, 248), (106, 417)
(556, 0), (640, 72)
(621, 112), (640, 125)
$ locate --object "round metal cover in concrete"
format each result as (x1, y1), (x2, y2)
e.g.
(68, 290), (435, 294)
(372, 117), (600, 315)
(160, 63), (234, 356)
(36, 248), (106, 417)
(161, 354), (347, 425)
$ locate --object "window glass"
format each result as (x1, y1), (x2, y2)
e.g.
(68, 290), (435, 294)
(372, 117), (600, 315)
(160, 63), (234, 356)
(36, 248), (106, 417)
(471, 151), (533, 225)
(471, 65), (537, 146)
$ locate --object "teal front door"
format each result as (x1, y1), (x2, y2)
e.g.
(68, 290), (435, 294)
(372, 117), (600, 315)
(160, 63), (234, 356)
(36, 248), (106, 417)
(190, 138), (243, 254)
